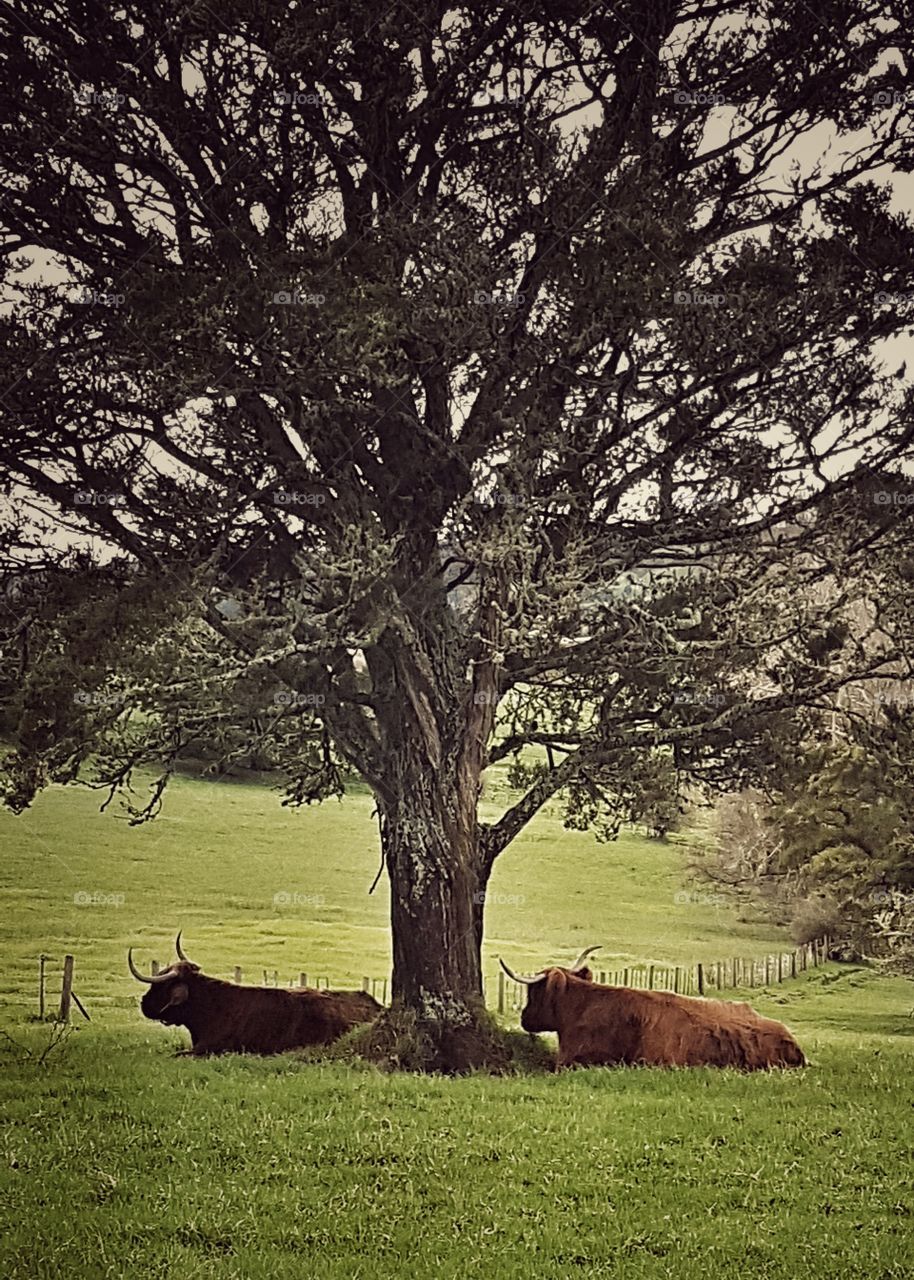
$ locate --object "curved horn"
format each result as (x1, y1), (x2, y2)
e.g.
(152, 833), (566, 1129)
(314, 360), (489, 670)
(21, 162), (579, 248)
(569, 945), (601, 972)
(498, 956), (547, 986)
(175, 931), (193, 964)
(127, 948), (171, 984)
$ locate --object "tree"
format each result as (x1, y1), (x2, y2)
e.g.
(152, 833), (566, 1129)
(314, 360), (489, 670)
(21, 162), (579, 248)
(2, 1), (914, 1068)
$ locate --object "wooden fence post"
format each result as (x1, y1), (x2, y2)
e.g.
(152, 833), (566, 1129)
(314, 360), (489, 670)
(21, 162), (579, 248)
(791, 951), (797, 979)
(234, 966), (242, 983)
(498, 970), (505, 1014)
(58, 954), (74, 1023)
(362, 976), (370, 993)
(623, 968), (629, 987)
(674, 967), (681, 994)
(599, 970), (606, 984)
(777, 953), (783, 982)
(299, 972), (306, 987)
(697, 963), (704, 996)
(648, 965), (655, 990)
(38, 954), (47, 1020)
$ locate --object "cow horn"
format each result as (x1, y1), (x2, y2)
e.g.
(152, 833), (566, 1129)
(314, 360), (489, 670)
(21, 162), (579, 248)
(498, 956), (547, 985)
(175, 931), (194, 964)
(127, 948), (171, 983)
(570, 945), (601, 972)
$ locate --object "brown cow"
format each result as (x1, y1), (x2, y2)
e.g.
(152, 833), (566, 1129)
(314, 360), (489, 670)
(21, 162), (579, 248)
(499, 948), (806, 1070)
(129, 934), (382, 1056)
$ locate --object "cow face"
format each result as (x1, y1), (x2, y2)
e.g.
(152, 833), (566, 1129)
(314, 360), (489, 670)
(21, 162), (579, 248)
(519, 968), (571, 1032)
(139, 962), (199, 1025)
(499, 949), (599, 1033)
(129, 937), (202, 1026)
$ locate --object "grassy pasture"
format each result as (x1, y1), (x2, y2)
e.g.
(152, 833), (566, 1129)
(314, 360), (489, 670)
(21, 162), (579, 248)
(1, 773), (913, 1279)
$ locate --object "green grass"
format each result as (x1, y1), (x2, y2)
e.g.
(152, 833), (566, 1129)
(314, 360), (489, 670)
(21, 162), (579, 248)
(1, 771), (794, 1015)
(2, 774), (913, 1278)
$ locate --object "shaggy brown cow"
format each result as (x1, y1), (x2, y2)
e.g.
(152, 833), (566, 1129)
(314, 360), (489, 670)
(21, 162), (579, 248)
(499, 948), (806, 1070)
(129, 934), (382, 1056)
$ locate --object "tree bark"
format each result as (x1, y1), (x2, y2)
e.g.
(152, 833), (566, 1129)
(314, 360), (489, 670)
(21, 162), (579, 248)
(364, 585), (505, 1071)
(377, 757), (503, 1070)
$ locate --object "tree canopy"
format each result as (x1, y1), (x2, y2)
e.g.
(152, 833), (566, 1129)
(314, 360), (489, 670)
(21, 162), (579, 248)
(2, 0), (913, 1066)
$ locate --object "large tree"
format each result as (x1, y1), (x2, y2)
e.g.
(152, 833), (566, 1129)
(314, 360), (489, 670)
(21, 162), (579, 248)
(1, 1), (913, 1067)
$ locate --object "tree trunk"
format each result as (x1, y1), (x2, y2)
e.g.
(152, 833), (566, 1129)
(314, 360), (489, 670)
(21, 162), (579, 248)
(379, 774), (502, 1072)
(358, 541), (506, 1072)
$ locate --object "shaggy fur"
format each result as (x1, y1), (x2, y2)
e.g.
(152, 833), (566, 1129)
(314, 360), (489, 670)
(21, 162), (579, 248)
(520, 967), (806, 1070)
(138, 962), (382, 1056)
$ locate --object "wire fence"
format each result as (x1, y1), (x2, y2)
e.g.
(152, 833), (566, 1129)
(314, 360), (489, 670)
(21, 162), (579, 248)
(39, 937), (833, 1022)
(494, 936), (833, 1014)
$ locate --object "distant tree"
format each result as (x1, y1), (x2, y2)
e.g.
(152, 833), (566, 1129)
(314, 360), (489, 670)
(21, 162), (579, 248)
(2, 2), (914, 1068)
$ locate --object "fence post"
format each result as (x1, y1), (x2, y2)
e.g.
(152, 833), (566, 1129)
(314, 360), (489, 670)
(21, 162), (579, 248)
(777, 953), (783, 982)
(697, 963), (704, 996)
(623, 968), (629, 987)
(58, 954), (74, 1023)
(299, 972), (307, 987)
(674, 967), (681, 994)
(498, 970), (505, 1014)
(362, 976), (370, 993)
(382, 979), (388, 1005)
(791, 951), (797, 979)
(599, 970), (606, 984)
(648, 965), (655, 990)
(38, 954), (47, 1020)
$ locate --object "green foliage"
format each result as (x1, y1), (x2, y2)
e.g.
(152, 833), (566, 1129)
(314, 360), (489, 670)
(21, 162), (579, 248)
(774, 742), (914, 893)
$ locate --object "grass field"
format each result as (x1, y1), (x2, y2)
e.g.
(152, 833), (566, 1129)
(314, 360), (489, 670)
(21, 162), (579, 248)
(2, 773), (913, 1278)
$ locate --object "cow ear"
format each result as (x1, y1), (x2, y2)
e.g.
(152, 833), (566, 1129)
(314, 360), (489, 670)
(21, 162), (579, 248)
(160, 982), (189, 1011)
(576, 966), (593, 981)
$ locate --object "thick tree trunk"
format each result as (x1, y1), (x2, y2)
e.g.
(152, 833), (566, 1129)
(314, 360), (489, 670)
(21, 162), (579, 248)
(379, 774), (501, 1072)
(358, 537), (506, 1071)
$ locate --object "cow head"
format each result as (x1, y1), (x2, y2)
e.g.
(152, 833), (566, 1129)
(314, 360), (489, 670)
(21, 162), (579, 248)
(498, 947), (599, 1032)
(128, 932), (201, 1026)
